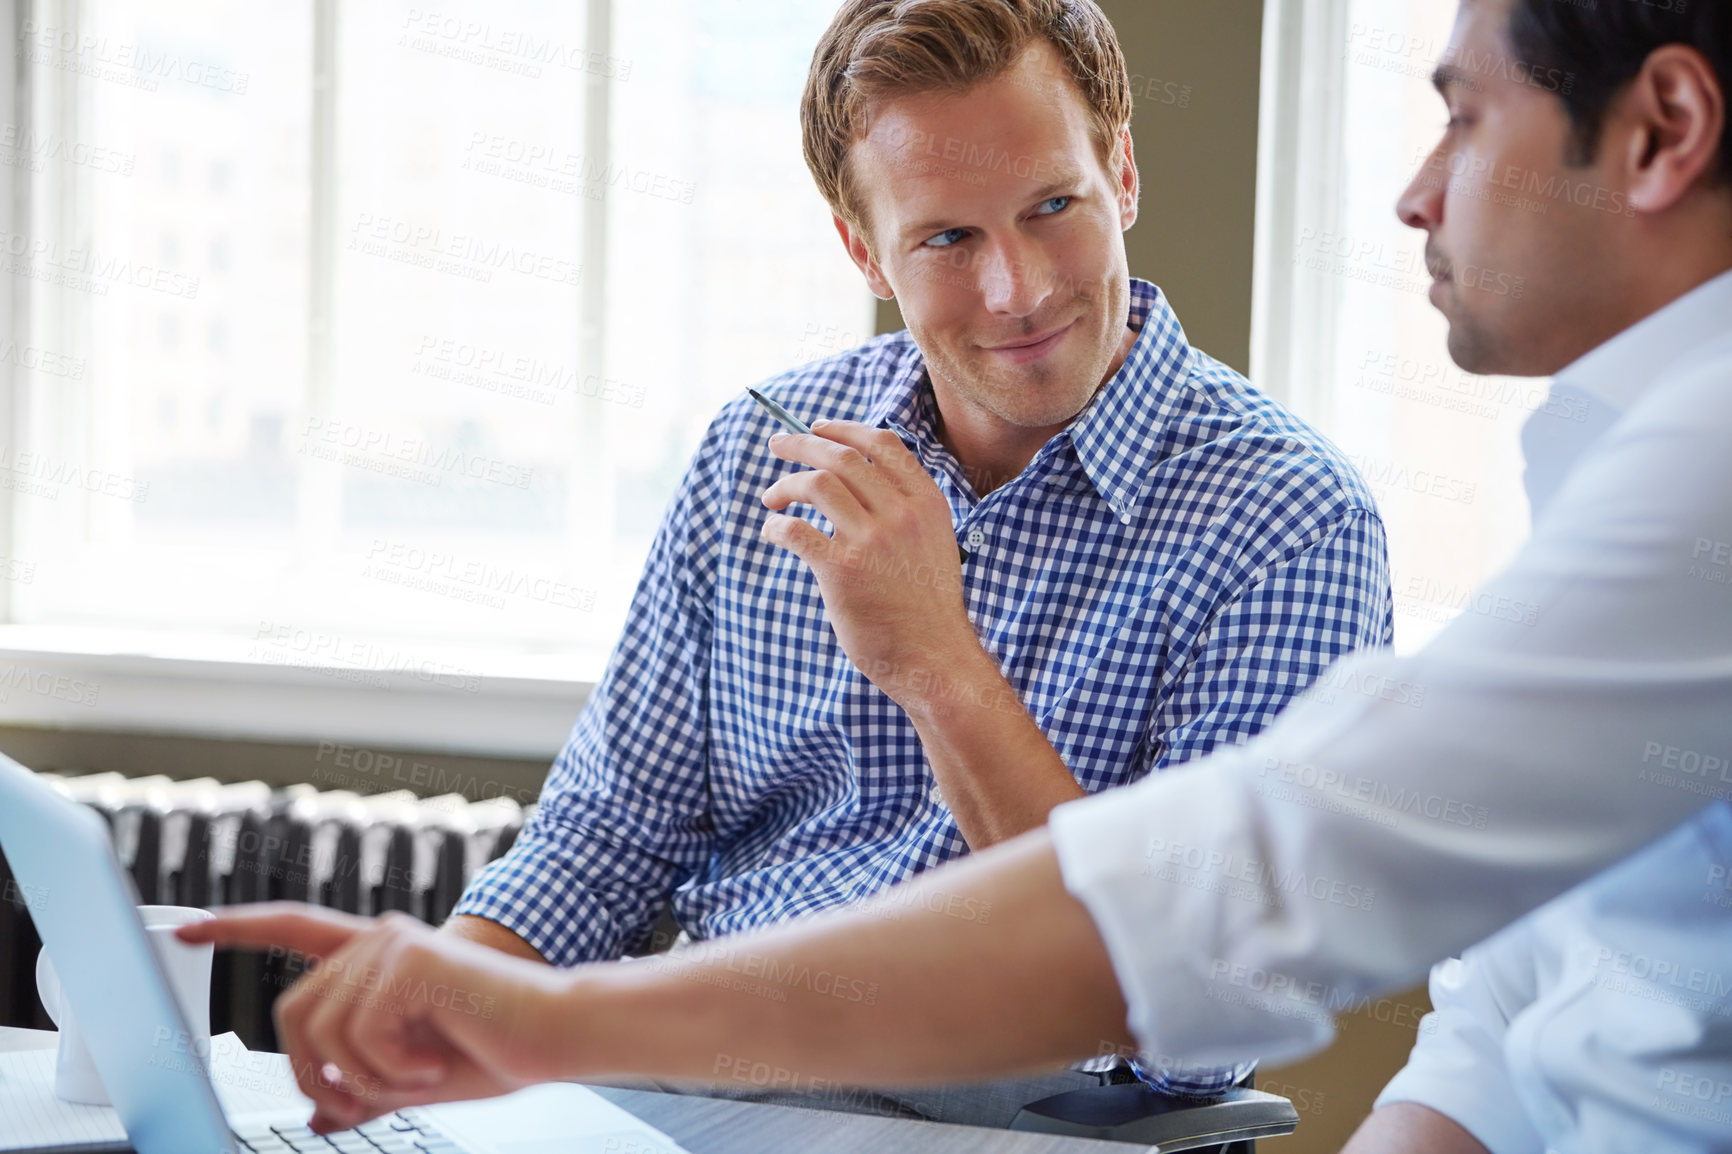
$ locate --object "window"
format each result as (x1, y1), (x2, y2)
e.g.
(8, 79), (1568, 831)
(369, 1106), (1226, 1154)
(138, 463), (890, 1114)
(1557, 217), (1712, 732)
(2, 0), (873, 688)
(1255, 0), (1536, 653)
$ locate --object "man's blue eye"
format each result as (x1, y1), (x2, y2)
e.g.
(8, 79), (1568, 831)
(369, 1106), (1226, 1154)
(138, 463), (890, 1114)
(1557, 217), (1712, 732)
(1038, 196), (1072, 214)
(925, 228), (968, 249)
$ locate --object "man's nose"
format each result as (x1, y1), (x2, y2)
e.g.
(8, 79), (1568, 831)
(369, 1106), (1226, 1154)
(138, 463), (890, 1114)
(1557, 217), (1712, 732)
(1397, 140), (1447, 232)
(979, 235), (1055, 317)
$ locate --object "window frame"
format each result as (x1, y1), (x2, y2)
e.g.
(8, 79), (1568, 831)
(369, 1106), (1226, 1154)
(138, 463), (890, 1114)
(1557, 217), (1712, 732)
(0, 0), (616, 757)
(1250, 0), (1350, 426)
(0, 625), (591, 756)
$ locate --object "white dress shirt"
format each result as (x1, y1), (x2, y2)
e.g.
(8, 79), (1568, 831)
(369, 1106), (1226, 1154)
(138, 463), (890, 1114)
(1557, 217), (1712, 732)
(1048, 267), (1732, 1076)
(1374, 814), (1732, 1154)
(1368, 273), (1732, 1154)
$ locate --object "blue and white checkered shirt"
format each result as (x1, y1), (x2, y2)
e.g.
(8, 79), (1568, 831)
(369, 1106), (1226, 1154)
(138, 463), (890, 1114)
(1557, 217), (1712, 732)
(454, 279), (1393, 1096)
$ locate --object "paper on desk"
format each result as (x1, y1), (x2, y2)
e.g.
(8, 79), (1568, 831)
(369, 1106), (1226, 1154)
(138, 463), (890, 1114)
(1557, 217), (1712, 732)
(0, 1048), (125, 1149)
(206, 1031), (315, 1119)
(0, 1032), (312, 1150)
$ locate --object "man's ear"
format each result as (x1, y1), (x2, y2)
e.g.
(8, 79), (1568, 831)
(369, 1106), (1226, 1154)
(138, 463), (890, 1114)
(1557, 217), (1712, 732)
(1619, 44), (1726, 215)
(833, 214), (896, 300)
(1115, 126), (1140, 231)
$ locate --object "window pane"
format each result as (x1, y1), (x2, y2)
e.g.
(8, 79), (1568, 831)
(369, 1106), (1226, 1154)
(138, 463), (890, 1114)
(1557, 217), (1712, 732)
(11, 0), (312, 630)
(1312, 2), (1537, 652)
(11, 0), (875, 673)
(605, 0), (878, 555)
(291, 0), (597, 657)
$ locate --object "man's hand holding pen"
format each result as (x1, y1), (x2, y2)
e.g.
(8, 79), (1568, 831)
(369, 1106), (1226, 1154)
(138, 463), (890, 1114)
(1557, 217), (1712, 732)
(759, 416), (1084, 846)
(760, 419), (983, 710)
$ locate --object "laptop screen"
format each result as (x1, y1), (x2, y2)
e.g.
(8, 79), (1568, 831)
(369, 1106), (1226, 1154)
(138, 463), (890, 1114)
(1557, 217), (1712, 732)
(0, 753), (236, 1154)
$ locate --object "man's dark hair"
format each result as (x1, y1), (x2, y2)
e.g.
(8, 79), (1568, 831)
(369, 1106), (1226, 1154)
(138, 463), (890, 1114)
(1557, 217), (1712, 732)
(1508, 0), (1731, 183)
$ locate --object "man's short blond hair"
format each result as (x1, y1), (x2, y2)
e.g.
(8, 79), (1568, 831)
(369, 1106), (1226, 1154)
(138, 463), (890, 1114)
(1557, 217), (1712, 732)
(801, 0), (1133, 245)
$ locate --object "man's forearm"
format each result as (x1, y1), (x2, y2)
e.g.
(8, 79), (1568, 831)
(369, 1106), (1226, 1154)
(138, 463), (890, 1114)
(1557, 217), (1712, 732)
(1342, 1105), (1492, 1154)
(440, 913), (549, 964)
(553, 828), (1130, 1086)
(891, 645), (1085, 849)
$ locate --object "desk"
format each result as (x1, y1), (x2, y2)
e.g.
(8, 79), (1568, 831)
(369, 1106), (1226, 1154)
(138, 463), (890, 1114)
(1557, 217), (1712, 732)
(0, 1026), (55, 1051)
(0, 1028), (1152, 1153)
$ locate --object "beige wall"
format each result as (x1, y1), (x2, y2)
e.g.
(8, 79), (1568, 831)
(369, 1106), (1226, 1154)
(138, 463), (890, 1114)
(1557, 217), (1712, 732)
(877, 0), (1265, 377)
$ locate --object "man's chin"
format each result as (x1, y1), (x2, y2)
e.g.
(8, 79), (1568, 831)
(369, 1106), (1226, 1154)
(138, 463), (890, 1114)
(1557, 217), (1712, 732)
(1444, 319), (1519, 378)
(1444, 325), (1489, 376)
(973, 387), (1103, 432)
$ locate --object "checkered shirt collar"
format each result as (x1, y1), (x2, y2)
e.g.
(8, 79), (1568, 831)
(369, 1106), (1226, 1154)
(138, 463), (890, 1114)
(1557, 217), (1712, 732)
(859, 278), (1195, 523)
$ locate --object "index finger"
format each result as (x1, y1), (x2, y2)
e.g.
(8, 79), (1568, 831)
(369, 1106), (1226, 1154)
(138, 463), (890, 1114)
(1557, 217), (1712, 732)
(175, 902), (371, 960)
(808, 420), (924, 480)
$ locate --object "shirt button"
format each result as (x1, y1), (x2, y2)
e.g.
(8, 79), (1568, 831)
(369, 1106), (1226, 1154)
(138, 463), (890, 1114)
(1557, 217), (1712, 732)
(966, 528), (987, 550)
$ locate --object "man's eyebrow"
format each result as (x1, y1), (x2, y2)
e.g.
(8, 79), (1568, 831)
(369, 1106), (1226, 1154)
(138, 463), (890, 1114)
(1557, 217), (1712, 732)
(898, 170), (1088, 241)
(1028, 172), (1086, 201)
(1431, 64), (1473, 95)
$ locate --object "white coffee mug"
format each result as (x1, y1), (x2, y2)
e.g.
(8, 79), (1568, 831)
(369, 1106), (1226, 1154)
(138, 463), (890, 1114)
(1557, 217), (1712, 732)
(35, 904), (215, 1105)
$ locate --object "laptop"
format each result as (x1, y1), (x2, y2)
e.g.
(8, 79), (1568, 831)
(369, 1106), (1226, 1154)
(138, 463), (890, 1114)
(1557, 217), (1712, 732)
(0, 752), (689, 1154)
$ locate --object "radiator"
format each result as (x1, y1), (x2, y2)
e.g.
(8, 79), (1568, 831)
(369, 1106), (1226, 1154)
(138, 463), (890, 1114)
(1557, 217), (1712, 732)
(0, 770), (530, 1051)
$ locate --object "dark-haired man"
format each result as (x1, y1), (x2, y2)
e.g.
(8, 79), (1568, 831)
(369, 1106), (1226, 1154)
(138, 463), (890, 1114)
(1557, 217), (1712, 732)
(1337, 2), (1732, 1151)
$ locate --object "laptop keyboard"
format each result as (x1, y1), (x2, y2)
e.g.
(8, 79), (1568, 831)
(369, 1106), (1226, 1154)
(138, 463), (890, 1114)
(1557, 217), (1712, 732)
(233, 1109), (466, 1154)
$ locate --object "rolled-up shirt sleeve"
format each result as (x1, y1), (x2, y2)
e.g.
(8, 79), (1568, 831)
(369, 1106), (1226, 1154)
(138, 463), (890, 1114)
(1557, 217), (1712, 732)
(451, 433), (726, 966)
(1049, 345), (1732, 1069)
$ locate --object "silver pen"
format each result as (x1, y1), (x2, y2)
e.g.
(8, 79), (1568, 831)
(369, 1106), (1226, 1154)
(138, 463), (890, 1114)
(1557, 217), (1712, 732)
(747, 387), (814, 436)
